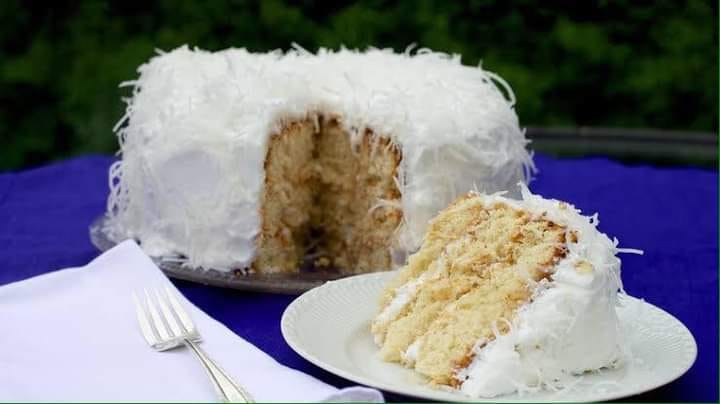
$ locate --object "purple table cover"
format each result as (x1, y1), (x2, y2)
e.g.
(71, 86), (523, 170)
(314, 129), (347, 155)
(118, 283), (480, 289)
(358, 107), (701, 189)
(0, 154), (717, 402)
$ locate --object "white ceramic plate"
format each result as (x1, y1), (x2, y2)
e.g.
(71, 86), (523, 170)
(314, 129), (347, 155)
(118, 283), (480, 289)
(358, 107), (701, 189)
(281, 272), (697, 402)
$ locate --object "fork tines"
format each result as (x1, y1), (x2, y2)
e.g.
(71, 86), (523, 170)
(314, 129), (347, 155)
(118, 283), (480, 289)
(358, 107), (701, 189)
(133, 286), (199, 350)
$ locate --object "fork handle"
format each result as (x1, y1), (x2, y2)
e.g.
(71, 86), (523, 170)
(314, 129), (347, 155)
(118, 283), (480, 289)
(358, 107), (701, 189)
(184, 338), (254, 403)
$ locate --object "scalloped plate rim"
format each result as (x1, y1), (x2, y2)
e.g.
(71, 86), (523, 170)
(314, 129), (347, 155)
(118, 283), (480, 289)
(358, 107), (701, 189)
(281, 272), (698, 402)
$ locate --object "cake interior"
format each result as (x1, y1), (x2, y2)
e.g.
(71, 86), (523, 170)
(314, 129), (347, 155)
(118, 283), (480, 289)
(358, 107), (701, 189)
(372, 197), (570, 386)
(254, 115), (403, 274)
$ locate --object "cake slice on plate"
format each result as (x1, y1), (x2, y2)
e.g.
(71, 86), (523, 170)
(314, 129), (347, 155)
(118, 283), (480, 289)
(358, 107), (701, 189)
(371, 184), (639, 397)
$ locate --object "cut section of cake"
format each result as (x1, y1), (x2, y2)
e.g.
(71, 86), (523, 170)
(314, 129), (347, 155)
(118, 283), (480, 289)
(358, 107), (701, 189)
(253, 116), (403, 274)
(371, 184), (638, 397)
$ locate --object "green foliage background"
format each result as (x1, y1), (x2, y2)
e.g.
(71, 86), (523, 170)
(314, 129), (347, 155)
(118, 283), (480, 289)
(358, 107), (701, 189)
(1, 0), (717, 170)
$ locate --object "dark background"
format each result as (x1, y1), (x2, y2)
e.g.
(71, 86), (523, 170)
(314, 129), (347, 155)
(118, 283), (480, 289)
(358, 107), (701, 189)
(0, 0), (717, 171)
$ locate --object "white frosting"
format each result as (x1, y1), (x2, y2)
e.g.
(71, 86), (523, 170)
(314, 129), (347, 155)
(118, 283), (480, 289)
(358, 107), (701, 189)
(377, 184), (638, 398)
(106, 45), (532, 270)
(402, 339), (422, 365)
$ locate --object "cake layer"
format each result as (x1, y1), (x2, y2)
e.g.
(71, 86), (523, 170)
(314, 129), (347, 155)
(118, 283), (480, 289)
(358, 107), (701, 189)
(312, 117), (403, 274)
(255, 119), (316, 273)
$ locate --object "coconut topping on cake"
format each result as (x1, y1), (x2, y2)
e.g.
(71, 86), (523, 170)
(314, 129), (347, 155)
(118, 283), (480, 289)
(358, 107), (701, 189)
(105, 45), (532, 273)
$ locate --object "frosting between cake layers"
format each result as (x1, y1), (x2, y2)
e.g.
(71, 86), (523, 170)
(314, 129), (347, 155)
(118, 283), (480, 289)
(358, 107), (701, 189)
(374, 255), (449, 342)
(376, 184), (637, 397)
(106, 45), (532, 271)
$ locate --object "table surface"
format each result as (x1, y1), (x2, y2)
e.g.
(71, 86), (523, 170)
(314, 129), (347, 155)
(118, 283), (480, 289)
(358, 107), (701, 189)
(0, 154), (717, 402)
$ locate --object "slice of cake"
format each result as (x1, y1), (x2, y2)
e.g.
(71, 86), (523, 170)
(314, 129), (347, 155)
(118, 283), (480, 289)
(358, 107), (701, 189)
(105, 45), (533, 274)
(372, 184), (638, 397)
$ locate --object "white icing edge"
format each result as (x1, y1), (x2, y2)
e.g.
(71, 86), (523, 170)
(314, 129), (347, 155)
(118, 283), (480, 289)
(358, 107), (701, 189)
(105, 45), (532, 271)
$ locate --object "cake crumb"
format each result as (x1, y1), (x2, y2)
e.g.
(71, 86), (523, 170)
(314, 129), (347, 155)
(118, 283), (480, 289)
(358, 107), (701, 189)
(574, 260), (594, 274)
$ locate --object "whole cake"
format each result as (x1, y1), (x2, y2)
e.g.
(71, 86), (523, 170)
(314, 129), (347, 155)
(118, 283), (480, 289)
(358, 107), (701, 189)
(105, 45), (533, 274)
(372, 184), (637, 397)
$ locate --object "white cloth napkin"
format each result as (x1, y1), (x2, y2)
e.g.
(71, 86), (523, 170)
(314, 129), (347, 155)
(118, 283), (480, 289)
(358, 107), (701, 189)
(0, 240), (383, 402)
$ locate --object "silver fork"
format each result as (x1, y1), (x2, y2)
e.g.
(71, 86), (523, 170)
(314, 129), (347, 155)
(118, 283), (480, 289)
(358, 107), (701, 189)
(133, 287), (254, 403)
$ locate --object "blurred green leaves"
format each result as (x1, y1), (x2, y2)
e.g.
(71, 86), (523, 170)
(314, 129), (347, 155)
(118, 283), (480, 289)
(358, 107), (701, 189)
(0, 0), (716, 170)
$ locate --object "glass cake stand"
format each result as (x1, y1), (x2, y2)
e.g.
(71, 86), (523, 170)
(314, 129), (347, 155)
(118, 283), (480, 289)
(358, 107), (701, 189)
(89, 215), (364, 294)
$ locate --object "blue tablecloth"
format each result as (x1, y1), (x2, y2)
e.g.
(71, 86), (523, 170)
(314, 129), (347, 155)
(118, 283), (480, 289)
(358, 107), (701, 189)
(0, 154), (716, 402)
